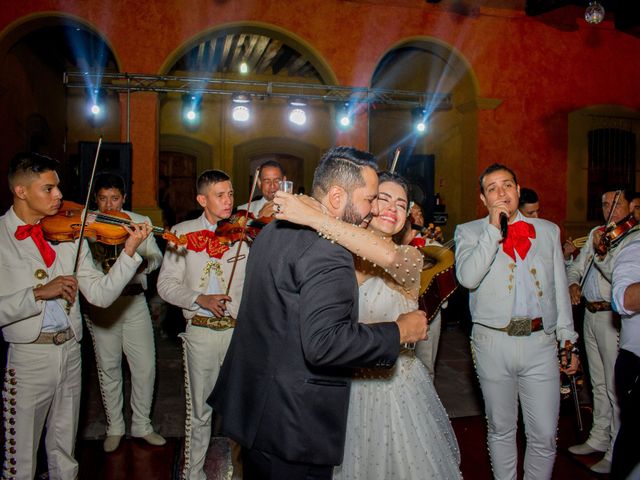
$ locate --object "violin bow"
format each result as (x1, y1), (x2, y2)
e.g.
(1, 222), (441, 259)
(224, 168), (260, 297)
(579, 189), (621, 289)
(389, 147), (401, 174)
(66, 136), (103, 312)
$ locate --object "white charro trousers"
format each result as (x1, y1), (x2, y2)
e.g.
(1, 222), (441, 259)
(471, 324), (560, 480)
(582, 309), (620, 460)
(3, 340), (81, 480)
(86, 293), (156, 437)
(179, 323), (234, 480)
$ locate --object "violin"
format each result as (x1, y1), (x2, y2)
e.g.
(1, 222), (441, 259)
(214, 209), (273, 245)
(41, 200), (187, 246)
(595, 213), (639, 256)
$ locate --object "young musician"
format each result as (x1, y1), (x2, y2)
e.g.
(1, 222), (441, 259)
(157, 169), (248, 480)
(0, 153), (151, 479)
(85, 173), (165, 452)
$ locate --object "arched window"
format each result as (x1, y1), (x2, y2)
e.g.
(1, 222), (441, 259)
(566, 106), (640, 238)
(586, 124), (636, 220)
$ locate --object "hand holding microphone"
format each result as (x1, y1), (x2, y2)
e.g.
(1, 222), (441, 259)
(500, 212), (508, 240)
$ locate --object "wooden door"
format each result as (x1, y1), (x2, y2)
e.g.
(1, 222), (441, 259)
(159, 151), (199, 225)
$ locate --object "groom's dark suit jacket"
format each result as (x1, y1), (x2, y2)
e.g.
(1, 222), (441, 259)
(209, 220), (400, 466)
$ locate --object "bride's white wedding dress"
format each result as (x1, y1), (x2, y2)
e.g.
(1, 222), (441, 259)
(333, 275), (462, 480)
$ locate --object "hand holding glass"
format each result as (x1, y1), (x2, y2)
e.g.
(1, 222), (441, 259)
(279, 180), (293, 193)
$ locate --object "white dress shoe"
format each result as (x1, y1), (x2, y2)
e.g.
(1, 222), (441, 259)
(568, 442), (606, 456)
(136, 431), (166, 446)
(103, 434), (123, 453)
(590, 458), (612, 474)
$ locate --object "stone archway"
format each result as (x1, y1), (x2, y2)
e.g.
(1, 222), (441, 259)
(369, 37), (481, 239)
(157, 22), (337, 204)
(0, 14), (120, 209)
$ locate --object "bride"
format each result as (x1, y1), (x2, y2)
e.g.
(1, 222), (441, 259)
(274, 171), (461, 479)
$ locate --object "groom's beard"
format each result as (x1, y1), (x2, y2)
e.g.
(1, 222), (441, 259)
(342, 199), (372, 228)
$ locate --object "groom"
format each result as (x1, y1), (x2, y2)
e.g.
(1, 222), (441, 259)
(209, 146), (428, 479)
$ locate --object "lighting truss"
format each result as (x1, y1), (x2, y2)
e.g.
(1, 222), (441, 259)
(63, 71), (453, 110)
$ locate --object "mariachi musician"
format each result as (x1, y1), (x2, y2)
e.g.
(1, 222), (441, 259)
(85, 172), (166, 453)
(0, 153), (151, 480)
(566, 187), (640, 474)
(157, 169), (249, 480)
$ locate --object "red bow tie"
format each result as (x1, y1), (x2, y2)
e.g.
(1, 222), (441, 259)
(15, 223), (56, 267)
(502, 221), (536, 261)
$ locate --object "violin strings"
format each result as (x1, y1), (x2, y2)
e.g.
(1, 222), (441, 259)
(94, 212), (165, 234)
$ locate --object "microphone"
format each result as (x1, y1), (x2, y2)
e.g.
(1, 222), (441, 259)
(499, 212), (508, 240)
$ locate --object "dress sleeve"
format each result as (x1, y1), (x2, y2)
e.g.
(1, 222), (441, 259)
(316, 215), (423, 295)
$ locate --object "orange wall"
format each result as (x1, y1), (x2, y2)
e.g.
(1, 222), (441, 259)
(2, 1), (640, 226)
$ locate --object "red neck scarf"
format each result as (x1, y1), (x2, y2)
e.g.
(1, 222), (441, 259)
(502, 220), (536, 261)
(15, 223), (56, 267)
(185, 230), (230, 259)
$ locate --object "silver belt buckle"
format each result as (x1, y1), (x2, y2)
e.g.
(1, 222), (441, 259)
(52, 330), (69, 345)
(506, 317), (531, 337)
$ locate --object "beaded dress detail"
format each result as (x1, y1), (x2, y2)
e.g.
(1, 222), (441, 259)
(333, 274), (461, 480)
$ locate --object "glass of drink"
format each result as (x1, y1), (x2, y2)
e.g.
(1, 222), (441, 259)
(279, 180), (293, 193)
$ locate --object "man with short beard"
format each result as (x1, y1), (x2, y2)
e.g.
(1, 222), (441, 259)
(209, 146), (427, 480)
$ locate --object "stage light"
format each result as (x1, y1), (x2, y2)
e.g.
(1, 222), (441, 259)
(231, 93), (251, 122)
(88, 88), (105, 119)
(336, 102), (353, 130)
(239, 61), (249, 74)
(288, 98), (307, 126)
(182, 94), (202, 125)
(412, 107), (428, 134)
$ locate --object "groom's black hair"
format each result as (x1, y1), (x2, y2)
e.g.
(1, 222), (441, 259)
(312, 146), (378, 199)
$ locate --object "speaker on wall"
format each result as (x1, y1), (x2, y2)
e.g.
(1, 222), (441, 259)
(393, 152), (435, 223)
(79, 142), (132, 211)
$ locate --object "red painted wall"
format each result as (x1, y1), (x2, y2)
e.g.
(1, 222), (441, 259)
(1, 1), (639, 226)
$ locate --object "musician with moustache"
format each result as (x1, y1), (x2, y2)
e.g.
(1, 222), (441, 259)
(157, 169), (248, 480)
(236, 160), (285, 218)
(209, 147), (428, 480)
(455, 163), (579, 480)
(85, 172), (165, 453)
(566, 187), (638, 474)
(0, 152), (151, 480)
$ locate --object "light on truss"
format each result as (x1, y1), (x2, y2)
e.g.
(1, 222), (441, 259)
(239, 61), (249, 74)
(182, 94), (202, 126)
(231, 93), (252, 122)
(336, 102), (353, 130)
(288, 98), (307, 126)
(412, 107), (428, 134)
(88, 88), (105, 119)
